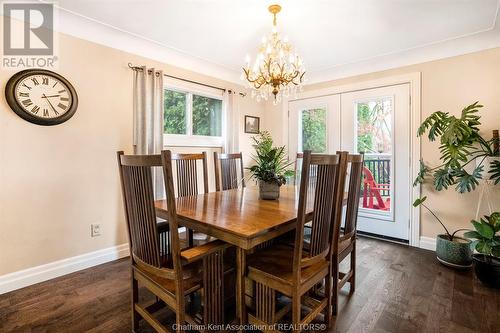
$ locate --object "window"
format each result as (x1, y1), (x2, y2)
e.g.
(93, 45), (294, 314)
(163, 85), (224, 146)
(300, 108), (327, 153)
(164, 90), (187, 135)
(192, 95), (222, 136)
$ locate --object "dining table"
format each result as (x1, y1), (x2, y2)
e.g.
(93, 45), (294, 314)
(154, 185), (346, 325)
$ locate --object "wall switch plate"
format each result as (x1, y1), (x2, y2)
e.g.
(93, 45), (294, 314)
(91, 223), (101, 237)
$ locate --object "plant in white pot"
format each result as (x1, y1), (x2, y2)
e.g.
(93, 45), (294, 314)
(248, 131), (294, 200)
(413, 102), (500, 270)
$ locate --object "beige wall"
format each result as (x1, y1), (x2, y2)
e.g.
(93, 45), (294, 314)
(0, 26), (264, 275)
(265, 47), (500, 239)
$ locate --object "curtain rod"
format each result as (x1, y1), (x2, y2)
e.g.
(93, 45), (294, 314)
(128, 63), (246, 97)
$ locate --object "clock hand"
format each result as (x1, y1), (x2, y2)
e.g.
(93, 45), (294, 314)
(41, 94), (61, 98)
(42, 93), (58, 114)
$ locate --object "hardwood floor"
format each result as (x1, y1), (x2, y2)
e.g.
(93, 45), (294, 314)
(1, 237), (499, 332)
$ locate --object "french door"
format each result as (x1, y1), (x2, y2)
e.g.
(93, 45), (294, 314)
(289, 84), (411, 241)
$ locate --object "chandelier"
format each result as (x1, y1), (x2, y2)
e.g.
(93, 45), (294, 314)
(243, 4), (305, 104)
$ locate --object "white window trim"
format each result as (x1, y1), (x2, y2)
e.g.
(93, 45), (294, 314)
(163, 79), (225, 148)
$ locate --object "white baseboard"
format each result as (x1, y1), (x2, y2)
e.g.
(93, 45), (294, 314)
(419, 236), (436, 251)
(0, 243), (130, 295)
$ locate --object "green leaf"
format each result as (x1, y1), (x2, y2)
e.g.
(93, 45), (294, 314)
(469, 240), (479, 251)
(413, 196), (427, 207)
(472, 220), (494, 239)
(454, 169), (480, 193)
(489, 160), (500, 185)
(488, 212), (500, 231)
(463, 231), (481, 239)
(492, 246), (500, 258)
(475, 241), (492, 255)
(433, 168), (454, 191)
(413, 160), (429, 187)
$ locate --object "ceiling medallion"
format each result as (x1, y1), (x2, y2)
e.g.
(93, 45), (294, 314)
(242, 4), (305, 104)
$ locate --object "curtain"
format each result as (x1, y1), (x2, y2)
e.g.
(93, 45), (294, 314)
(224, 91), (240, 153)
(133, 66), (164, 198)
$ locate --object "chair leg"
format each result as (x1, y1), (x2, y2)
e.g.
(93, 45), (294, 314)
(331, 261), (339, 316)
(176, 298), (186, 333)
(188, 229), (194, 247)
(349, 243), (356, 294)
(325, 274), (333, 329)
(292, 292), (301, 333)
(131, 271), (140, 332)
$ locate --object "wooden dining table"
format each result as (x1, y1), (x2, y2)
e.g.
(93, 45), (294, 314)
(154, 185), (346, 325)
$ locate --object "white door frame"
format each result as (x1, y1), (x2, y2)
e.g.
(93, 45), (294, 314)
(284, 72), (421, 248)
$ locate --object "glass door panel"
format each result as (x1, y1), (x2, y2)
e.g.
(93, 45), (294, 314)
(356, 98), (393, 218)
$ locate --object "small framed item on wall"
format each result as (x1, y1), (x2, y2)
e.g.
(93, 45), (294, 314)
(244, 115), (260, 134)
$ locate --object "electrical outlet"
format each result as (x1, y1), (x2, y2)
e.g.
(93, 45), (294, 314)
(91, 223), (101, 237)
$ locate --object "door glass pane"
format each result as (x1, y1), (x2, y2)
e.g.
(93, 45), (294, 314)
(356, 98), (392, 215)
(192, 95), (222, 136)
(164, 89), (187, 134)
(301, 108), (326, 153)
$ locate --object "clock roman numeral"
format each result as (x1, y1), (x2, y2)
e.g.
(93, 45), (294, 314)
(31, 78), (39, 85)
(52, 82), (58, 88)
(19, 92), (29, 97)
(58, 89), (66, 94)
(22, 99), (33, 107)
(42, 77), (49, 85)
(43, 109), (49, 117)
(61, 97), (69, 101)
(22, 83), (31, 90)
(57, 103), (67, 110)
(31, 105), (40, 114)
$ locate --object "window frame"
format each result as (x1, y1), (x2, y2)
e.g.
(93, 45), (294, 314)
(163, 81), (225, 147)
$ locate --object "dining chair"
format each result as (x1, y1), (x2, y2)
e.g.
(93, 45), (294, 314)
(171, 152), (209, 246)
(331, 153), (364, 315)
(245, 150), (348, 331)
(117, 151), (229, 332)
(293, 152), (303, 186)
(214, 152), (245, 191)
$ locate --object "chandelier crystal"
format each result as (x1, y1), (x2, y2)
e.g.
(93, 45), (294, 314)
(243, 4), (305, 104)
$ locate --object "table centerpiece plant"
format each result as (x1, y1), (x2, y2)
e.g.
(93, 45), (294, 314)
(248, 131), (294, 200)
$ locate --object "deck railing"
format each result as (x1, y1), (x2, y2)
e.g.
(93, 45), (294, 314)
(363, 154), (391, 196)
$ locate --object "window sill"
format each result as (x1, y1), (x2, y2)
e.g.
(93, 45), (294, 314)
(163, 134), (224, 148)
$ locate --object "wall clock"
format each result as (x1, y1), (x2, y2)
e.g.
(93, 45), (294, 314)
(5, 69), (78, 126)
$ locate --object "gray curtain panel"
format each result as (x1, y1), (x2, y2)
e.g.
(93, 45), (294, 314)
(133, 66), (164, 198)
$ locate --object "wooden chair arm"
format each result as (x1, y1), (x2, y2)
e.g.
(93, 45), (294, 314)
(181, 240), (231, 264)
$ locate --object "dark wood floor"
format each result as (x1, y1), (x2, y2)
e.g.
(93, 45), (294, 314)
(1, 237), (499, 333)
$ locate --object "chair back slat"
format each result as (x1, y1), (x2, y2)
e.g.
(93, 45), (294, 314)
(344, 154), (364, 237)
(117, 152), (161, 268)
(293, 151), (347, 279)
(214, 152), (245, 191)
(172, 152), (209, 197)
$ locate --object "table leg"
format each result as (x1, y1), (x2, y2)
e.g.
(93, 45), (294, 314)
(236, 247), (247, 327)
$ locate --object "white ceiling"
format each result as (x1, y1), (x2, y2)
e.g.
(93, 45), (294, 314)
(54, 0), (500, 83)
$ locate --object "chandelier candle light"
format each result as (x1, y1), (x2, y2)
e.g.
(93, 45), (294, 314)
(243, 4), (305, 104)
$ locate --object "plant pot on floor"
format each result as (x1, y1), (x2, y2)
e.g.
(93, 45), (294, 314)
(436, 234), (472, 269)
(473, 254), (500, 288)
(259, 181), (280, 200)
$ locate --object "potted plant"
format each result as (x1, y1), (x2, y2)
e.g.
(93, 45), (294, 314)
(413, 102), (499, 268)
(414, 102), (500, 192)
(248, 131), (294, 200)
(464, 212), (500, 288)
(413, 196), (472, 268)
